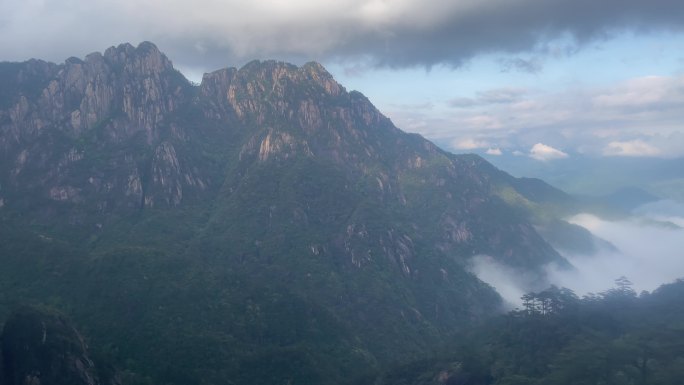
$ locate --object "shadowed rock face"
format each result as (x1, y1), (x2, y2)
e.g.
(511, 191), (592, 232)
(1, 307), (101, 385)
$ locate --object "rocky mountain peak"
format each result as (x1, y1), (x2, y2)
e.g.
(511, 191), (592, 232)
(197, 59), (351, 136)
(103, 41), (175, 77)
(0, 41), (197, 215)
(0, 42), (581, 384)
(301, 61), (341, 96)
(5, 40), (188, 140)
(236, 59), (343, 96)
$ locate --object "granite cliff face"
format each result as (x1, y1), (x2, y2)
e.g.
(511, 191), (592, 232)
(1, 44), (188, 217)
(3, 41), (182, 140)
(0, 42), (571, 384)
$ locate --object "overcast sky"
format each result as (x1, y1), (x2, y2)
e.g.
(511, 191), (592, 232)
(3, 0), (684, 159)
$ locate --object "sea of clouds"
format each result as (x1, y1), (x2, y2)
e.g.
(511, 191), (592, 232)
(469, 200), (684, 308)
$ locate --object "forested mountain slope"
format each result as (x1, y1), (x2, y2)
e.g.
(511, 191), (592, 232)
(1, 42), (577, 384)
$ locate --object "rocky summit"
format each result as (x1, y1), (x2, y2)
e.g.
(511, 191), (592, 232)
(0, 42), (571, 384)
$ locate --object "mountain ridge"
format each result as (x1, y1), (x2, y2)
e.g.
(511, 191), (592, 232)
(1, 41), (575, 384)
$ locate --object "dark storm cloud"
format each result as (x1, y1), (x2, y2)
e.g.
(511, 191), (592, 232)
(332, 0), (684, 68)
(2, 0), (684, 71)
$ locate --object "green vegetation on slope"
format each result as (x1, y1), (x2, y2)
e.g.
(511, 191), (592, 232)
(373, 278), (684, 385)
(0, 42), (609, 385)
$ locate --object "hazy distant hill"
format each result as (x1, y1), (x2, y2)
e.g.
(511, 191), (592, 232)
(485, 152), (684, 202)
(1, 42), (576, 384)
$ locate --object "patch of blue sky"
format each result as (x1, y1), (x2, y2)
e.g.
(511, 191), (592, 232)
(327, 31), (684, 113)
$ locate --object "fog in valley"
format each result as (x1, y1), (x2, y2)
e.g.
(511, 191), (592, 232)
(470, 200), (684, 308)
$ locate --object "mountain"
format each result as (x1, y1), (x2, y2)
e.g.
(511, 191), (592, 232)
(1, 42), (571, 384)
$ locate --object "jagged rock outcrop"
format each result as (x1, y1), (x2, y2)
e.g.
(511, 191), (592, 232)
(0, 42), (207, 215)
(2, 42), (183, 142)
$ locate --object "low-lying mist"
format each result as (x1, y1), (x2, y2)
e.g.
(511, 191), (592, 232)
(469, 200), (684, 308)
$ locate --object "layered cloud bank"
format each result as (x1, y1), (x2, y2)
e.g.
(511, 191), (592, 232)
(396, 73), (684, 159)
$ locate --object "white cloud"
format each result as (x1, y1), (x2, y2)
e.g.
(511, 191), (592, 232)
(603, 139), (661, 157)
(634, 200), (684, 227)
(449, 88), (529, 109)
(486, 148), (503, 155)
(462, 115), (503, 130)
(529, 143), (569, 161)
(592, 76), (684, 110)
(390, 73), (684, 160)
(468, 255), (543, 308)
(452, 138), (490, 150)
(548, 209), (684, 295)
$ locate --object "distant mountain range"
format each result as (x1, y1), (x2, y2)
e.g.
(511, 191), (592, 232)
(484, 152), (684, 202)
(0, 42), (590, 384)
